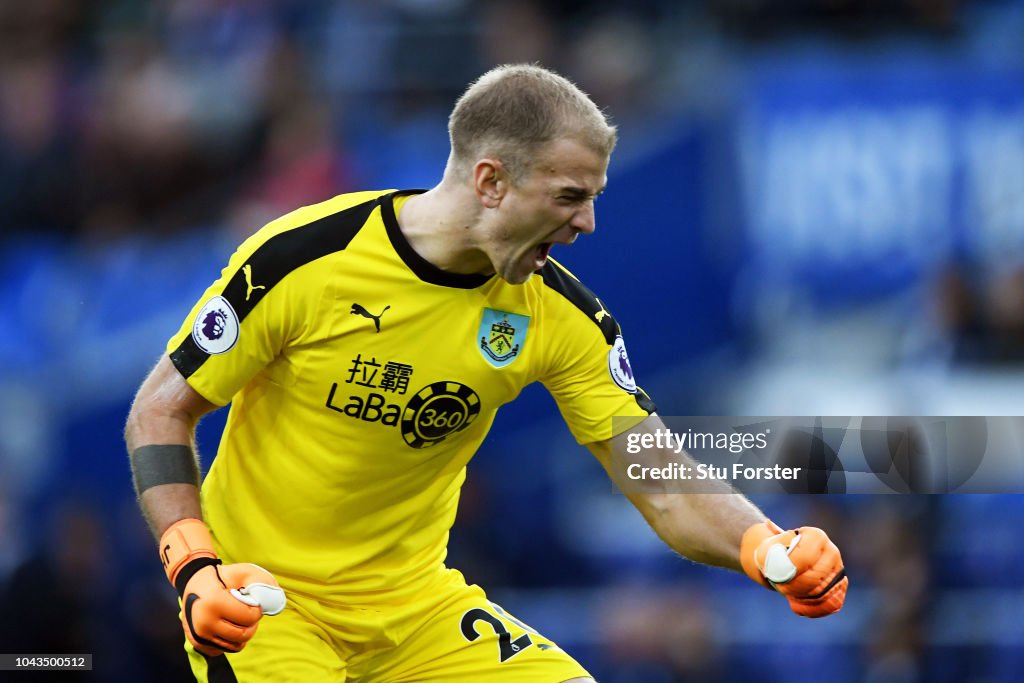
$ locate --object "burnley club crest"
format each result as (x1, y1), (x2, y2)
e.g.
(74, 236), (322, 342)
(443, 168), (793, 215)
(478, 309), (530, 368)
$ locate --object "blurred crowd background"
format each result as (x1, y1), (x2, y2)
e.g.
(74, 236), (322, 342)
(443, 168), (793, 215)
(2, 0), (1024, 681)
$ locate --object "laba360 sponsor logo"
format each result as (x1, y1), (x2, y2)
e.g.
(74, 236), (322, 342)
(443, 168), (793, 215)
(325, 354), (481, 448)
(326, 382), (481, 448)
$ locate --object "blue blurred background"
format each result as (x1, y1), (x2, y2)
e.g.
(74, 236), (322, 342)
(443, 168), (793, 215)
(2, 1), (1024, 681)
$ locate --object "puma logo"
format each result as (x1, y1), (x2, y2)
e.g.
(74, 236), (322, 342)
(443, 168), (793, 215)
(243, 264), (266, 301)
(595, 298), (609, 323)
(351, 303), (391, 333)
(161, 544), (171, 567)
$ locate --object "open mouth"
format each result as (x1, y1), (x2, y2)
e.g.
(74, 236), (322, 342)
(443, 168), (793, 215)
(534, 242), (552, 268)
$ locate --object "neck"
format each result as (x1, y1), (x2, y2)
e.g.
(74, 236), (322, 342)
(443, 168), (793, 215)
(397, 181), (493, 276)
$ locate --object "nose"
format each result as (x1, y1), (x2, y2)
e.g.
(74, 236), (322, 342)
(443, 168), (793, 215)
(570, 200), (596, 235)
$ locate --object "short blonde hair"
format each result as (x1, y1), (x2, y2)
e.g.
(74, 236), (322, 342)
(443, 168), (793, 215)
(447, 64), (617, 182)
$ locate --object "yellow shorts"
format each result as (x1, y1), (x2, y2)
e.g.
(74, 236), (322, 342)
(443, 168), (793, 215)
(185, 567), (591, 683)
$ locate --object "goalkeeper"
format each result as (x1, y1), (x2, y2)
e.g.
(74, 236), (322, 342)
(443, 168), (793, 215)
(125, 64), (846, 683)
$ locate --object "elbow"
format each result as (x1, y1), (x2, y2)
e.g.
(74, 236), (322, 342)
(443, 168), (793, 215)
(125, 356), (211, 452)
(124, 394), (153, 452)
(124, 391), (197, 452)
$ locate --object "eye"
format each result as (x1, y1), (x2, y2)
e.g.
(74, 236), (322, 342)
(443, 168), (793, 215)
(557, 194), (590, 204)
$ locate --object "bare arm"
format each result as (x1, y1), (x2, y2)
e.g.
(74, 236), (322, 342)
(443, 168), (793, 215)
(125, 357), (288, 649)
(125, 355), (218, 539)
(587, 414), (766, 572)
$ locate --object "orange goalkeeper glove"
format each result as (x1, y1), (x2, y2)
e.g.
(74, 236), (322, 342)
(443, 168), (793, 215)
(159, 518), (286, 656)
(740, 520), (848, 618)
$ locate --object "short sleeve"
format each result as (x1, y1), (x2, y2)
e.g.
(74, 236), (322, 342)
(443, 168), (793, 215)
(165, 237), (320, 406)
(536, 263), (655, 444)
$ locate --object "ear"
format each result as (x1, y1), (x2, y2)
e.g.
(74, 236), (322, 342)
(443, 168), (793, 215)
(473, 159), (509, 209)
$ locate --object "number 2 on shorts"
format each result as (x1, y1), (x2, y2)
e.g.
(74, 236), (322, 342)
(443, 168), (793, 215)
(459, 604), (535, 662)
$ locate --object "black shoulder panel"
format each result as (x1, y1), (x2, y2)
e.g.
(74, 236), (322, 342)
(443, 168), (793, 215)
(170, 198), (379, 378)
(538, 260), (657, 415)
(538, 261), (621, 345)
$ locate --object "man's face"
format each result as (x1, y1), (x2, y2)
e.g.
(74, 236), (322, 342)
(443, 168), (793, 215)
(484, 138), (609, 284)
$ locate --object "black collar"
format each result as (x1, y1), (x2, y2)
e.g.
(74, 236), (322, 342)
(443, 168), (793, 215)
(378, 190), (493, 289)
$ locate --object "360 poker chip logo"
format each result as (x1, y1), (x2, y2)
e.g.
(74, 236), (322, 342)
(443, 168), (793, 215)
(401, 381), (481, 448)
(192, 295), (239, 355)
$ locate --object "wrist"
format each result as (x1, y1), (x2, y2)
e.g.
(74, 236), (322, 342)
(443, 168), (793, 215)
(740, 519), (782, 589)
(158, 518), (218, 586)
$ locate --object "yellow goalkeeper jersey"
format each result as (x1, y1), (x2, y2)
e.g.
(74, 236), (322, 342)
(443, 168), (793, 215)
(167, 189), (654, 605)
